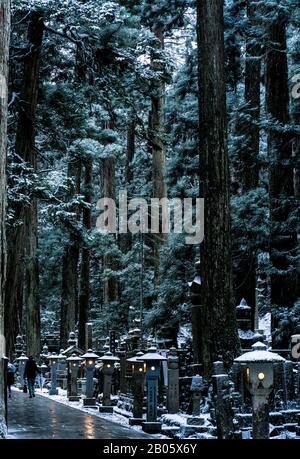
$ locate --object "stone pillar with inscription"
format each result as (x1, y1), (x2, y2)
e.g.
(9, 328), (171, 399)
(167, 347), (179, 414)
(138, 347), (166, 434)
(119, 341), (127, 394)
(85, 323), (93, 351)
(99, 351), (120, 413)
(127, 351), (145, 426)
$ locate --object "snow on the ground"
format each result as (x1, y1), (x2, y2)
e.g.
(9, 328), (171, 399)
(161, 412), (212, 427)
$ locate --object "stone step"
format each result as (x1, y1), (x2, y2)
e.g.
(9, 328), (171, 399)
(283, 423), (298, 433)
(161, 426), (181, 438)
(180, 425), (210, 437)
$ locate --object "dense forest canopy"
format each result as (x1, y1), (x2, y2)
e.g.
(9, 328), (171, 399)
(0, 0), (299, 380)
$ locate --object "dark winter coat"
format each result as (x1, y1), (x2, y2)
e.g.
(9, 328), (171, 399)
(7, 372), (15, 386)
(24, 360), (40, 380)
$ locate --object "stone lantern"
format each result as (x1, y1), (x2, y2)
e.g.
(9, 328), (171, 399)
(48, 353), (59, 395)
(234, 341), (286, 439)
(129, 328), (142, 352)
(99, 351), (120, 413)
(16, 353), (28, 389)
(190, 374), (206, 416)
(68, 331), (77, 347)
(14, 335), (25, 358)
(82, 349), (99, 407)
(40, 363), (48, 377)
(127, 351), (145, 425)
(66, 353), (83, 401)
(137, 346), (167, 434)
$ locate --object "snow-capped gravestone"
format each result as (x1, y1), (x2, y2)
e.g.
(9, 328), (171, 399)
(82, 350), (99, 407)
(190, 374), (204, 416)
(41, 343), (49, 363)
(234, 342), (286, 439)
(14, 335), (25, 358)
(66, 353), (82, 402)
(167, 347), (179, 414)
(284, 359), (295, 402)
(48, 353), (59, 395)
(138, 346), (166, 434)
(236, 299), (255, 349)
(99, 351), (120, 413)
(127, 351), (145, 426)
(16, 353), (28, 389)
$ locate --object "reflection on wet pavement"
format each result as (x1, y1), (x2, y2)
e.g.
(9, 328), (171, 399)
(7, 390), (150, 439)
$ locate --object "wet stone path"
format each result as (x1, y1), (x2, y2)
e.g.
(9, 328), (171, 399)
(7, 389), (150, 439)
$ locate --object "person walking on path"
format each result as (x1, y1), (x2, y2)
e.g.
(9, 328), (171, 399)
(24, 356), (41, 398)
(7, 363), (16, 398)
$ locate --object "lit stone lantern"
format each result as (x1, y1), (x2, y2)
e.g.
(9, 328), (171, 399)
(16, 353), (28, 390)
(137, 346), (167, 434)
(66, 353), (83, 401)
(127, 351), (145, 425)
(82, 350), (99, 407)
(99, 351), (120, 413)
(48, 353), (59, 395)
(234, 342), (286, 439)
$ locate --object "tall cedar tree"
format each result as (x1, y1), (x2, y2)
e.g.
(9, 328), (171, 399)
(5, 11), (44, 358)
(234, 0), (261, 321)
(0, 0), (9, 437)
(60, 159), (81, 348)
(78, 159), (92, 349)
(265, 7), (298, 343)
(197, 0), (240, 375)
(150, 25), (168, 278)
(102, 119), (119, 307)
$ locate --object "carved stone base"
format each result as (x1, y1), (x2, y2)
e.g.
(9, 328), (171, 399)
(99, 405), (114, 413)
(83, 398), (97, 407)
(68, 395), (80, 402)
(129, 417), (144, 426)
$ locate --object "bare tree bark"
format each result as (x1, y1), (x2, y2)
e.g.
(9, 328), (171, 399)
(150, 25), (168, 277)
(60, 159), (81, 349)
(5, 11), (44, 358)
(234, 0), (262, 325)
(0, 0), (10, 438)
(78, 159), (92, 350)
(101, 155), (119, 305)
(197, 0), (240, 376)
